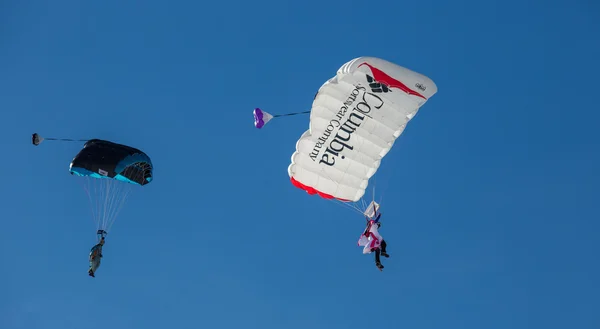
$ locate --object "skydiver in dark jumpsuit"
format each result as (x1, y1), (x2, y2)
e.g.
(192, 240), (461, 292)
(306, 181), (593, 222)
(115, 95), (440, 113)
(88, 230), (107, 277)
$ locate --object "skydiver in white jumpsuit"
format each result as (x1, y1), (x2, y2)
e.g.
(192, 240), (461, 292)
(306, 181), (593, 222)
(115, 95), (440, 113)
(358, 212), (389, 271)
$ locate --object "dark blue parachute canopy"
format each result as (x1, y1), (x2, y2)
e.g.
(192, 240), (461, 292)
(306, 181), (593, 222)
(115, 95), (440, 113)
(69, 139), (153, 186)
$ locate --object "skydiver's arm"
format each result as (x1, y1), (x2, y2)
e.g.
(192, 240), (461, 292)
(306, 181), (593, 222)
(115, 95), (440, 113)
(374, 212), (381, 223)
(362, 221), (372, 236)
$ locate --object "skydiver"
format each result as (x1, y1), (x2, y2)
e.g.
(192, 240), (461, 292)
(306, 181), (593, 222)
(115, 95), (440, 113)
(88, 230), (107, 277)
(358, 211), (389, 271)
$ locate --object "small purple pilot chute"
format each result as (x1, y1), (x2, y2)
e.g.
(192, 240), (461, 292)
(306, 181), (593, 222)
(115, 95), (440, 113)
(253, 108), (274, 129)
(253, 108), (311, 129)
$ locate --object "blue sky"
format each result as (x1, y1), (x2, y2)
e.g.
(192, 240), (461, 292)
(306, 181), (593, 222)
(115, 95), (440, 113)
(1, 0), (599, 328)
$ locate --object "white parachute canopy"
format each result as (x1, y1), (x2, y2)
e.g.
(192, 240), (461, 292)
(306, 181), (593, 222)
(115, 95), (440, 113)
(288, 56), (437, 207)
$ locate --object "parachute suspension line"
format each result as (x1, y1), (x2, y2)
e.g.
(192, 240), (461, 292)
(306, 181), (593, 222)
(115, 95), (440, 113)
(102, 178), (134, 233)
(91, 178), (108, 232)
(308, 168), (373, 216)
(101, 178), (110, 230)
(94, 179), (103, 231)
(76, 176), (135, 234)
(377, 187), (386, 215)
(305, 169), (365, 216)
(372, 179), (376, 205)
(104, 165), (147, 232)
(105, 179), (124, 232)
(372, 179), (380, 218)
(104, 182), (134, 233)
(372, 171), (392, 221)
(272, 110), (311, 118)
(78, 178), (100, 232)
(331, 199), (365, 216)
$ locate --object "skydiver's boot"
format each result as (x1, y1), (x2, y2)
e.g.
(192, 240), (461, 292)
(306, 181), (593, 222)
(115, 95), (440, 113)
(380, 240), (389, 258)
(375, 249), (384, 271)
(88, 269), (95, 277)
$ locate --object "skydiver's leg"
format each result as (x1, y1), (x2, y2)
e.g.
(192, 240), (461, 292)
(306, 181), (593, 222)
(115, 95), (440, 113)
(375, 249), (383, 270)
(381, 240), (389, 258)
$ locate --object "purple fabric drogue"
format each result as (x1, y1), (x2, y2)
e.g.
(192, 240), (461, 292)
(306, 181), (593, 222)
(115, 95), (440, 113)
(253, 108), (265, 129)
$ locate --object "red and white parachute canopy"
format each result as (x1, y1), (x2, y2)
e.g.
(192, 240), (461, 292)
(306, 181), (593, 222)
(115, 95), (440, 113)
(288, 56), (437, 212)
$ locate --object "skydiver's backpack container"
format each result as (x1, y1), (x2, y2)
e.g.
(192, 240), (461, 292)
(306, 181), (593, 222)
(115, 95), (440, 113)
(364, 201), (380, 219)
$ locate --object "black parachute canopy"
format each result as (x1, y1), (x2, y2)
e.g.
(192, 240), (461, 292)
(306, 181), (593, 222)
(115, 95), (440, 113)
(69, 139), (153, 186)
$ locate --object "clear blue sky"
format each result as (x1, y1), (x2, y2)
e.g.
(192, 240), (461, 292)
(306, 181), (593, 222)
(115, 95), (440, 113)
(1, 0), (599, 328)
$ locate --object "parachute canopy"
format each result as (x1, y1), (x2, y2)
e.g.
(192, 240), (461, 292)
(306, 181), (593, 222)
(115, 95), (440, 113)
(288, 56), (437, 202)
(69, 139), (153, 233)
(69, 139), (153, 186)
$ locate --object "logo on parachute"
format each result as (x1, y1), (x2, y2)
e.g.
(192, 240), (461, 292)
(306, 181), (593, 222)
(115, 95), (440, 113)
(309, 62), (427, 168)
(357, 62), (427, 100)
(309, 84), (384, 167)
